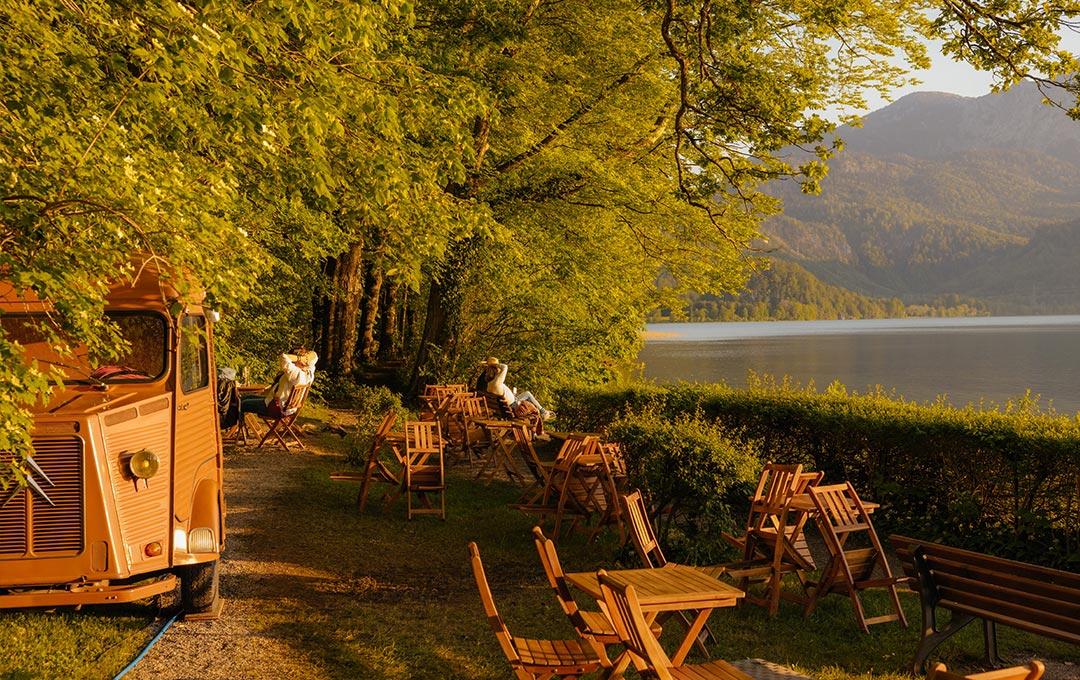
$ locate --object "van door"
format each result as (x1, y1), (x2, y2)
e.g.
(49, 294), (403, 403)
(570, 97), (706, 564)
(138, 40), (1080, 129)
(171, 313), (223, 558)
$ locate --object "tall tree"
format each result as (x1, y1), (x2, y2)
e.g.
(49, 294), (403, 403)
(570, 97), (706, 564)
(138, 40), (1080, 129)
(0, 0), (484, 484)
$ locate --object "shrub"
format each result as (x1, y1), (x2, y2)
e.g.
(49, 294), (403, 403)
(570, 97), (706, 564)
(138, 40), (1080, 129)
(557, 380), (1080, 569)
(607, 407), (761, 566)
(342, 385), (412, 465)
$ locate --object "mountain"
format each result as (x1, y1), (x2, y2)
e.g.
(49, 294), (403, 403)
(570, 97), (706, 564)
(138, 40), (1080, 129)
(762, 81), (1080, 313)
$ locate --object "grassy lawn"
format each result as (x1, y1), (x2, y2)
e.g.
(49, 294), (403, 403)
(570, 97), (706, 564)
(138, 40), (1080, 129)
(2, 419), (1079, 679)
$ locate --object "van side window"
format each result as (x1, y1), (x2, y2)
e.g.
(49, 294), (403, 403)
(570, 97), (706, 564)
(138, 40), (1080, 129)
(179, 314), (209, 393)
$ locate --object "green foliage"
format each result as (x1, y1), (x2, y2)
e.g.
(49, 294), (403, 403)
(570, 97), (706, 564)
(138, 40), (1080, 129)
(342, 385), (413, 466)
(0, 341), (52, 489)
(558, 379), (1080, 569)
(0, 605), (156, 677)
(607, 409), (761, 566)
(0, 0), (484, 467)
(6, 0), (1080, 482)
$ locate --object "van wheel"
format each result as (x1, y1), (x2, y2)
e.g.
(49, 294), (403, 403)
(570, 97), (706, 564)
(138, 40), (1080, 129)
(180, 560), (220, 612)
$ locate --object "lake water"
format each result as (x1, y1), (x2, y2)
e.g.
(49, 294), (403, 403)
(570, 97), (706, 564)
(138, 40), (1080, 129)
(637, 316), (1080, 416)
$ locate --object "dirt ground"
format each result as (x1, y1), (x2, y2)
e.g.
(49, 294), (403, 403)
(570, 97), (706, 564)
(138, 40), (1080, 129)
(126, 411), (1080, 680)
(127, 441), (328, 680)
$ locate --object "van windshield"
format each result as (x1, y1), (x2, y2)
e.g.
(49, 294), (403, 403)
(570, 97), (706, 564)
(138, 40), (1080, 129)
(1, 312), (169, 383)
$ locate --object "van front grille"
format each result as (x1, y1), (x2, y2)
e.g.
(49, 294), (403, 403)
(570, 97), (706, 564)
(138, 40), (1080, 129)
(0, 437), (84, 556)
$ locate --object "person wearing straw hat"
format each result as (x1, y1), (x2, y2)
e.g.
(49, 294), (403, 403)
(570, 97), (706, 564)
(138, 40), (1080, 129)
(241, 347), (318, 418)
(479, 357), (554, 422)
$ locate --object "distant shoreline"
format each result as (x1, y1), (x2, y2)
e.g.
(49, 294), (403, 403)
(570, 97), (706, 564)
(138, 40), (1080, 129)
(641, 330), (682, 339)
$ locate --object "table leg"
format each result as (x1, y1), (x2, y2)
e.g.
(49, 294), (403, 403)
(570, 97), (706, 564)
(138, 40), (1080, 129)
(670, 608), (713, 666)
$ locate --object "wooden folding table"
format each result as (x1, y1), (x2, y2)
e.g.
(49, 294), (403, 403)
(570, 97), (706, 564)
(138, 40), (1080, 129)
(566, 564), (743, 666)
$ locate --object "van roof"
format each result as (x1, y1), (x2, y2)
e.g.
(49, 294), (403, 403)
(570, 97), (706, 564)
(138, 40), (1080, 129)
(0, 258), (205, 313)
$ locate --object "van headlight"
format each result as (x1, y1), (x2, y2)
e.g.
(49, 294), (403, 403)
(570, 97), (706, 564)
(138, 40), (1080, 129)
(188, 528), (217, 553)
(128, 449), (160, 479)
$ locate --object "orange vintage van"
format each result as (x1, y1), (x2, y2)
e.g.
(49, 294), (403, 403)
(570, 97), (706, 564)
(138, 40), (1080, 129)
(0, 261), (225, 615)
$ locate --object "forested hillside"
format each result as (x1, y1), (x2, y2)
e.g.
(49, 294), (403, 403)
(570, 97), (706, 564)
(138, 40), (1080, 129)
(649, 260), (987, 322)
(760, 82), (1080, 313)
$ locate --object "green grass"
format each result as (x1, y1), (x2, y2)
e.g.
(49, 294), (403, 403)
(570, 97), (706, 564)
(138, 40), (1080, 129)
(3, 419), (1079, 679)
(0, 604), (160, 679)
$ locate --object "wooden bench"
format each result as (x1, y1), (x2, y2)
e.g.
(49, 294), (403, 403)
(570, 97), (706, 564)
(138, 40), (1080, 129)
(890, 534), (1080, 674)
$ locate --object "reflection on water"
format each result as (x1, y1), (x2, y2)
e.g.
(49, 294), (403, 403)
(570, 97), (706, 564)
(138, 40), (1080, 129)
(637, 316), (1080, 415)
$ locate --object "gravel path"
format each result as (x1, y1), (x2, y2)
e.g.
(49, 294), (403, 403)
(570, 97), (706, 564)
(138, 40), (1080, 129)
(128, 445), (327, 680)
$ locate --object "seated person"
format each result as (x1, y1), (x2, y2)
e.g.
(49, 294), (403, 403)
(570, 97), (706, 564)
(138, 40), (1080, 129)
(241, 348), (317, 418)
(478, 357), (554, 437)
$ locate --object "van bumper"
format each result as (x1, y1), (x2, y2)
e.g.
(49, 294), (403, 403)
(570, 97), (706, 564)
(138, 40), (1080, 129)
(0, 574), (176, 608)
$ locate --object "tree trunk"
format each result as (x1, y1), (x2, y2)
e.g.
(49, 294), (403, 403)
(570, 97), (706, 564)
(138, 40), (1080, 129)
(378, 278), (401, 360)
(409, 277), (449, 394)
(319, 241), (364, 378)
(358, 265), (384, 363)
(408, 237), (479, 392)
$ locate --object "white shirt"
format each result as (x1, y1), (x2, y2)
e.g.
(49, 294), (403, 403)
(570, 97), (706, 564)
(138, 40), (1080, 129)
(266, 353), (317, 413)
(485, 363), (515, 408)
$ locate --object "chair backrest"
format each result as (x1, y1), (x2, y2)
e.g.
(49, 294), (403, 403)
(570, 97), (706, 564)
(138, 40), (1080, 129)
(553, 433), (597, 463)
(808, 481), (890, 580)
(461, 395), (490, 419)
(359, 410), (397, 458)
(599, 441), (627, 477)
(282, 382), (312, 417)
(927, 661), (1045, 680)
(532, 527), (589, 629)
(374, 410), (397, 439)
(514, 426), (548, 487)
(750, 462), (803, 519)
(539, 435), (596, 505)
(597, 569), (675, 680)
(404, 420), (443, 468)
(795, 470), (824, 494)
(468, 542), (521, 666)
(620, 490), (667, 568)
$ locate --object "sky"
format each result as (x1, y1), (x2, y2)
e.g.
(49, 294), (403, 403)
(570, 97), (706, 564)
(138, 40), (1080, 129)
(856, 31), (1080, 115)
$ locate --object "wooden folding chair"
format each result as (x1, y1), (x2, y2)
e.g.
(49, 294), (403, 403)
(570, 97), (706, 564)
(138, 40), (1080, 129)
(553, 446), (623, 544)
(927, 661), (1044, 680)
(328, 411), (404, 511)
(597, 569), (754, 680)
(458, 394), (492, 464)
(804, 481), (908, 632)
(468, 542), (610, 680)
(720, 463), (815, 616)
(620, 490), (724, 577)
(255, 382), (312, 450)
(384, 421), (447, 520)
(541, 435), (598, 541)
(516, 425), (552, 505)
(439, 390), (475, 459)
(599, 441), (629, 495)
(511, 434), (599, 537)
(474, 419), (528, 486)
(533, 526), (662, 676)
(581, 445), (625, 543)
(619, 489), (720, 657)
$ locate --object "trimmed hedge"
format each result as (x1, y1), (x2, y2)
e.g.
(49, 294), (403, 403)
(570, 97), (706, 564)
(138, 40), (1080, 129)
(555, 380), (1080, 571)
